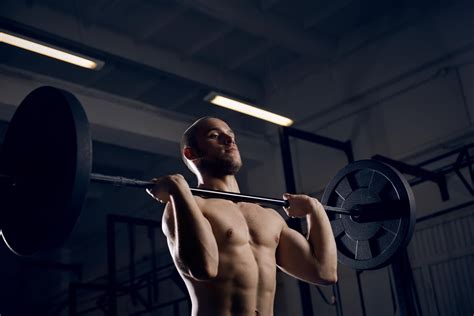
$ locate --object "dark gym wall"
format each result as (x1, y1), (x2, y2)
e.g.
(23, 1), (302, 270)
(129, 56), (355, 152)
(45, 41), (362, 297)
(263, 1), (474, 314)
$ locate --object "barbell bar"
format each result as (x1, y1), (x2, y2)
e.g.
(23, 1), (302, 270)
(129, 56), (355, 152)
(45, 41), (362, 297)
(0, 172), (361, 215)
(85, 173), (361, 215)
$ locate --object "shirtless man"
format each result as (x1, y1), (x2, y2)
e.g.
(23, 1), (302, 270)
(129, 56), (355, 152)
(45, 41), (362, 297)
(147, 117), (337, 315)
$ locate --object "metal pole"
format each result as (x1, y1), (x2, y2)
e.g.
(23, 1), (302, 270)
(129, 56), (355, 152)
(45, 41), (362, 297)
(356, 270), (367, 316)
(389, 250), (421, 316)
(68, 283), (77, 316)
(333, 282), (344, 316)
(107, 215), (118, 316)
(279, 126), (314, 316)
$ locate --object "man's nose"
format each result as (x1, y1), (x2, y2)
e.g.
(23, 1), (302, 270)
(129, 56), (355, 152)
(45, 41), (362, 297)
(221, 134), (234, 144)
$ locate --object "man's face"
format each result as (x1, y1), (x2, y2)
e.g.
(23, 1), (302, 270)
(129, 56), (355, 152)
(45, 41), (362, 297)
(192, 118), (242, 176)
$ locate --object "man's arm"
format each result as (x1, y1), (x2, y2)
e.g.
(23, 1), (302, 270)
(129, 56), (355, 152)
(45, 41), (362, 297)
(276, 194), (338, 285)
(149, 174), (219, 280)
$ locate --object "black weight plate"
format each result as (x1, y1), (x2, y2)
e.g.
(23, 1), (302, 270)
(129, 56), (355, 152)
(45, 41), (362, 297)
(0, 86), (91, 256)
(321, 160), (416, 270)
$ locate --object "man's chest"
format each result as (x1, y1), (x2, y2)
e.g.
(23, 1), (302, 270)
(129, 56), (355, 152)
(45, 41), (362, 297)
(201, 200), (282, 249)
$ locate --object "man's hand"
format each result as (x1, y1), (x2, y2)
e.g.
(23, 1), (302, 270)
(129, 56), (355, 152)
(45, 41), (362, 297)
(282, 193), (325, 218)
(146, 174), (189, 203)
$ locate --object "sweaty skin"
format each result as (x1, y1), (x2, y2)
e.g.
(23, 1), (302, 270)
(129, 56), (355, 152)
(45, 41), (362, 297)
(149, 118), (337, 316)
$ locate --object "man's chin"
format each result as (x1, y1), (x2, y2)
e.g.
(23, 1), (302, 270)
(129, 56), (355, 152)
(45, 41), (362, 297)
(199, 157), (242, 176)
(219, 159), (242, 175)
(227, 163), (242, 175)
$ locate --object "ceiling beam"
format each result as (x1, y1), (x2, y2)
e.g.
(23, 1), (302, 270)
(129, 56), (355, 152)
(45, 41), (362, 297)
(263, 1), (435, 99)
(259, 0), (281, 11)
(176, 0), (335, 59)
(304, 0), (355, 29)
(138, 4), (189, 41)
(0, 65), (273, 162)
(0, 2), (262, 99)
(84, 64), (116, 86)
(128, 80), (158, 99)
(263, 56), (329, 95)
(261, 0), (356, 97)
(187, 24), (234, 56)
(84, 0), (124, 27)
(227, 40), (274, 70)
(168, 88), (203, 110)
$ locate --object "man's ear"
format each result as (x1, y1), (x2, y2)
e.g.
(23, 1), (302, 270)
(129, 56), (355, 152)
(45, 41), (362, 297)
(183, 147), (199, 160)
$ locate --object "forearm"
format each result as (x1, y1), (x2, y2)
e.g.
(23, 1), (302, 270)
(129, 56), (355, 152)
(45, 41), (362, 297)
(170, 185), (219, 279)
(306, 201), (338, 281)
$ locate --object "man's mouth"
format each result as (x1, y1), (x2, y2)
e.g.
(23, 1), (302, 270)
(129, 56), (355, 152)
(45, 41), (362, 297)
(223, 148), (239, 157)
(225, 146), (238, 152)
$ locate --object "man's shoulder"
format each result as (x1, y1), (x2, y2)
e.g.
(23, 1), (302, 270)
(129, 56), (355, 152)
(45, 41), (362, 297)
(191, 196), (228, 214)
(192, 195), (208, 208)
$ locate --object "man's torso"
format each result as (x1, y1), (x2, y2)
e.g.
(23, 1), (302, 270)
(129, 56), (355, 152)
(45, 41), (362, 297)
(176, 197), (285, 316)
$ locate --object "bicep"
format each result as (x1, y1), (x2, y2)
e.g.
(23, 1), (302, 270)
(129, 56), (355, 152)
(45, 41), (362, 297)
(162, 203), (179, 259)
(277, 224), (314, 269)
(276, 223), (322, 284)
(161, 202), (192, 275)
(161, 202), (175, 241)
(162, 200), (218, 279)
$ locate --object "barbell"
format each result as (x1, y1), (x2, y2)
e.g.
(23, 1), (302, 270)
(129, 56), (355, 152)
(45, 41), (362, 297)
(0, 86), (416, 270)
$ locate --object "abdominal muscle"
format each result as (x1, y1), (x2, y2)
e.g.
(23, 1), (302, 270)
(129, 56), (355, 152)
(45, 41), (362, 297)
(180, 244), (277, 316)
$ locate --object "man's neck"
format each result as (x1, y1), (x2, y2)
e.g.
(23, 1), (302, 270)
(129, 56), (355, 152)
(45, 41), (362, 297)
(197, 173), (240, 193)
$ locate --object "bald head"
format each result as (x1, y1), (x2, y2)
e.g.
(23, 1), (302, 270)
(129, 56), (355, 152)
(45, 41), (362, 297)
(181, 117), (219, 156)
(180, 117), (241, 177)
(180, 117), (225, 166)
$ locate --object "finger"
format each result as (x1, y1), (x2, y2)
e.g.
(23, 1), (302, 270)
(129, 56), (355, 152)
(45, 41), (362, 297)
(145, 188), (154, 198)
(146, 187), (162, 201)
(282, 206), (291, 216)
(282, 194), (291, 215)
(146, 177), (162, 195)
(157, 192), (169, 204)
(148, 177), (159, 184)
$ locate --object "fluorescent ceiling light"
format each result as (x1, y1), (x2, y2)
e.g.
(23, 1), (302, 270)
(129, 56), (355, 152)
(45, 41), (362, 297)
(0, 30), (103, 70)
(205, 92), (293, 126)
